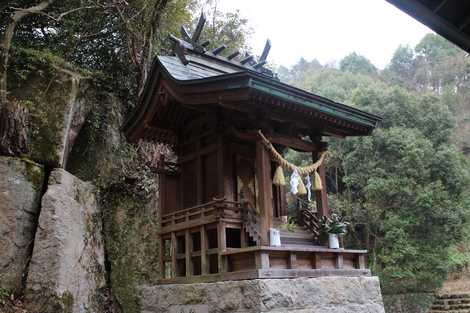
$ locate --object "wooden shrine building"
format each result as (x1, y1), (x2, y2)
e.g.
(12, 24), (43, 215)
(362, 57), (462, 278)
(123, 16), (382, 283)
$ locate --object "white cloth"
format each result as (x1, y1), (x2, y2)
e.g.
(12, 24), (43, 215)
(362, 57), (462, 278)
(305, 174), (312, 201)
(290, 169), (300, 194)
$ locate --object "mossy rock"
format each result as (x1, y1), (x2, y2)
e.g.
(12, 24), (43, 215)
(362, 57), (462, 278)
(8, 48), (99, 168)
(102, 192), (160, 313)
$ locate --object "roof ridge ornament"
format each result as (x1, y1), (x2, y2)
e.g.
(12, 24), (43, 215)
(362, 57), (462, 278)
(168, 11), (276, 78)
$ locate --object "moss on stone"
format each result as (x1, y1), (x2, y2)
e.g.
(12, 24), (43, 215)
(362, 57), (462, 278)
(101, 191), (159, 313)
(24, 288), (76, 313)
(21, 157), (45, 188)
(60, 291), (74, 313)
(7, 47), (99, 167)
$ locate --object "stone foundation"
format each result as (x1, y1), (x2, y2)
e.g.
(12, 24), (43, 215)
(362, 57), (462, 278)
(139, 276), (385, 313)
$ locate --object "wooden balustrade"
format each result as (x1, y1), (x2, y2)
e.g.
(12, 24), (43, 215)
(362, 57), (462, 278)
(161, 199), (242, 234)
(159, 198), (370, 283)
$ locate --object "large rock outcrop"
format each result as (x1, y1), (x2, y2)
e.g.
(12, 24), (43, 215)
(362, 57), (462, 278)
(25, 169), (106, 313)
(0, 156), (45, 293)
(67, 93), (161, 313)
(9, 48), (96, 168)
(139, 276), (386, 313)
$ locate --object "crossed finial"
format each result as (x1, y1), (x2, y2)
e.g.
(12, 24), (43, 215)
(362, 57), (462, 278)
(169, 12), (272, 74)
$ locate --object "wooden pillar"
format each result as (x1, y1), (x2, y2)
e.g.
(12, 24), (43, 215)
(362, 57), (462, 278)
(313, 151), (329, 217)
(240, 225), (247, 248)
(158, 172), (165, 279)
(335, 254), (344, 269)
(256, 139), (273, 245)
(196, 140), (203, 204)
(255, 251), (270, 269)
(313, 253), (322, 269)
(185, 230), (192, 277)
(217, 221), (227, 273)
(223, 141), (235, 202)
(217, 135), (226, 199)
(288, 252), (297, 269)
(170, 232), (177, 277)
(200, 226), (208, 275)
(357, 254), (366, 269)
(158, 235), (164, 279)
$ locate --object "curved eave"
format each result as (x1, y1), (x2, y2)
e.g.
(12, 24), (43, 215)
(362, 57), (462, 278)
(157, 58), (382, 129)
(123, 57), (382, 141)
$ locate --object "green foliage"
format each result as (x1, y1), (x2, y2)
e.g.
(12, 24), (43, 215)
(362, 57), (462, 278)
(339, 52), (377, 76)
(196, 6), (252, 55)
(279, 216), (297, 232)
(279, 34), (470, 297)
(386, 45), (415, 87)
(0, 287), (10, 304)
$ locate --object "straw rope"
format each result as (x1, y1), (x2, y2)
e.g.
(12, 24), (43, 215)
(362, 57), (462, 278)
(257, 130), (327, 175)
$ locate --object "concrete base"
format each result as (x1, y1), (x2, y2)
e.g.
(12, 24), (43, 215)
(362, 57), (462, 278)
(139, 276), (385, 313)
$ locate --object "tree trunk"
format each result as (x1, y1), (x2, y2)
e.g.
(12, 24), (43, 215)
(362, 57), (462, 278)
(137, 0), (169, 98)
(0, 100), (28, 156)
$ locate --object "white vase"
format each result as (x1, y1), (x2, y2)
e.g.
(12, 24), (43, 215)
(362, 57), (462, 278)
(328, 233), (340, 249)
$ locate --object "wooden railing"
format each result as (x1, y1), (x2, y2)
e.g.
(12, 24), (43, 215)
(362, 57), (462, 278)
(297, 198), (320, 240)
(161, 199), (242, 233)
(241, 200), (262, 245)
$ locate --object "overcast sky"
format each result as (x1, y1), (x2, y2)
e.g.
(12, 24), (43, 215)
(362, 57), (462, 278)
(215, 0), (433, 69)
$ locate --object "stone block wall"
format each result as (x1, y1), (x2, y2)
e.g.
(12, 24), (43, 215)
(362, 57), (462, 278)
(139, 276), (386, 313)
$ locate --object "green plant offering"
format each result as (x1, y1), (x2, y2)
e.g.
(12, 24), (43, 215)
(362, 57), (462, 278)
(280, 216), (297, 232)
(319, 213), (349, 235)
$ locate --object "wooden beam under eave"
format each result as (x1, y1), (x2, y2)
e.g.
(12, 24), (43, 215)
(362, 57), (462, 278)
(232, 129), (325, 153)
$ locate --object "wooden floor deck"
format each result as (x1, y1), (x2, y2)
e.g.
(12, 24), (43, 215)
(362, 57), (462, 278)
(159, 243), (369, 284)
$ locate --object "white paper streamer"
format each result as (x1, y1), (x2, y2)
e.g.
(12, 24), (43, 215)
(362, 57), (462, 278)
(305, 174), (312, 201)
(290, 169), (300, 194)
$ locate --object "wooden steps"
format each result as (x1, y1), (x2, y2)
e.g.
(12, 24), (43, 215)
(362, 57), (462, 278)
(279, 227), (315, 245)
(429, 294), (470, 313)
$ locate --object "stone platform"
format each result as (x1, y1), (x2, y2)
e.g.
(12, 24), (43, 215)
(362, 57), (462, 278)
(139, 276), (385, 313)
